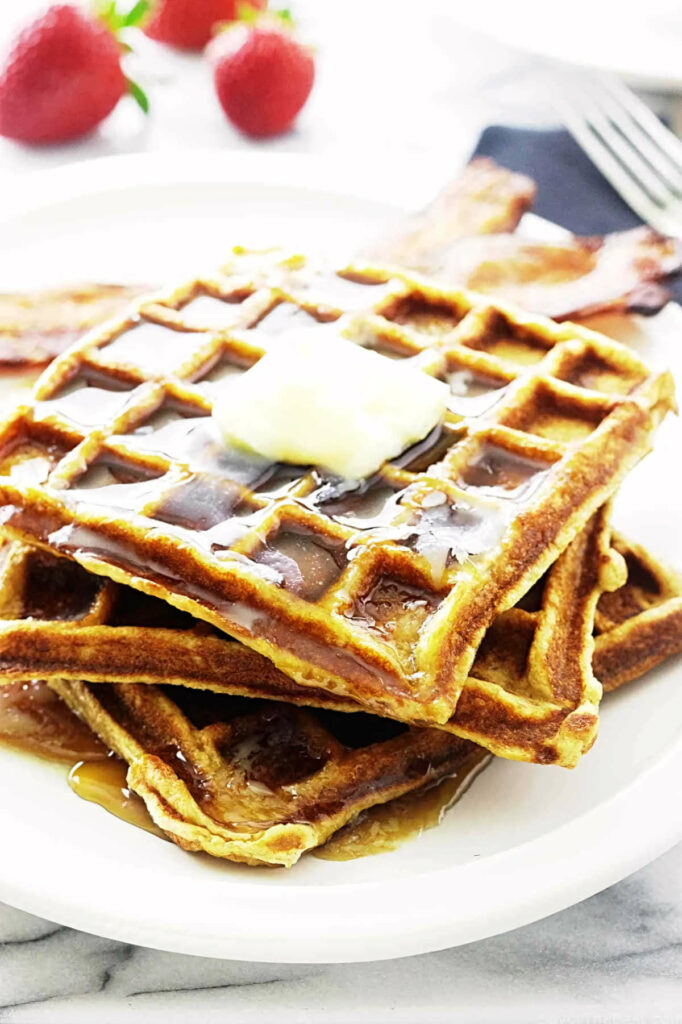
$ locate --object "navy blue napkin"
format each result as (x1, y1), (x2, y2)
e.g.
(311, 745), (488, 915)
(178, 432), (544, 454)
(471, 124), (682, 304)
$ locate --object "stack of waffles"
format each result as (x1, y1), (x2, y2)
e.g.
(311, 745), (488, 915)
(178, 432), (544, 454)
(0, 165), (680, 867)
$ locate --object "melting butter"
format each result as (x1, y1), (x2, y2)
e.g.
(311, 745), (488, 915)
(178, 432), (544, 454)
(212, 328), (448, 480)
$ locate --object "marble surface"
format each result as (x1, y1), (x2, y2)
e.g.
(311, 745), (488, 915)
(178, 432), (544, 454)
(1, 1), (681, 1020)
(0, 842), (680, 1022)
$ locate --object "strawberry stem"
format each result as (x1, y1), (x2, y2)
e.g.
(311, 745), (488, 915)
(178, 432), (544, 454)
(126, 77), (150, 114)
(94, 0), (151, 34)
(122, 0), (151, 27)
(233, 4), (297, 29)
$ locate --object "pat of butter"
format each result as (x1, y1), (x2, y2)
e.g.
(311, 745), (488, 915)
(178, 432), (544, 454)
(212, 328), (449, 480)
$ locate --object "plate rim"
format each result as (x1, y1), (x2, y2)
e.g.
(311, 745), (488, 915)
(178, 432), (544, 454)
(1, 150), (681, 963)
(441, 3), (682, 91)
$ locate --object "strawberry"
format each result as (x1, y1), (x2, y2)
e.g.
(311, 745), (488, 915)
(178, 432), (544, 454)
(0, 3), (149, 145)
(143, 0), (267, 51)
(210, 13), (314, 139)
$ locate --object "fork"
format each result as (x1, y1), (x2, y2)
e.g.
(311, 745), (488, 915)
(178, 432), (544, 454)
(553, 73), (682, 237)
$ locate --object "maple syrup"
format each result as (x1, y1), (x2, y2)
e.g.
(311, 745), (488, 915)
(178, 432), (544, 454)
(316, 749), (490, 861)
(0, 681), (489, 861)
(0, 682), (162, 837)
(0, 680), (106, 762)
(68, 757), (165, 838)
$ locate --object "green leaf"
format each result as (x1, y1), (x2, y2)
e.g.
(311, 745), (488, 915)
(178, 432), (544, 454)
(122, 0), (151, 28)
(126, 77), (150, 114)
(93, 0), (150, 33)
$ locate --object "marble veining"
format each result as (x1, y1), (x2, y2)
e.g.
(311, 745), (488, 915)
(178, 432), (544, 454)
(0, 843), (680, 1023)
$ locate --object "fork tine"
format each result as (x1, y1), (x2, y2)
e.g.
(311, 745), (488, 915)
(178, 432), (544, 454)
(599, 76), (682, 176)
(553, 81), (682, 237)
(557, 99), (663, 222)
(562, 81), (674, 207)
(587, 78), (682, 198)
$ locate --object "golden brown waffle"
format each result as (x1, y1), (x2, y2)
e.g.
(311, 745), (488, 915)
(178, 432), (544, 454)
(593, 533), (682, 691)
(0, 504), (624, 766)
(0, 253), (672, 741)
(48, 677), (484, 867)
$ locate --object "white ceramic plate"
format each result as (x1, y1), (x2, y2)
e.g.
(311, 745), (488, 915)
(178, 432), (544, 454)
(1, 152), (681, 963)
(445, 0), (682, 90)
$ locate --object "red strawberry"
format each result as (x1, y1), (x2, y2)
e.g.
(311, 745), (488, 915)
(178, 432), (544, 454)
(210, 14), (314, 138)
(144, 0), (267, 51)
(0, 3), (148, 145)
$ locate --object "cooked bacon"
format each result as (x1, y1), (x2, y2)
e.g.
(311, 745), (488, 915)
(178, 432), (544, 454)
(362, 157), (536, 268)
(0, 283), (150, 369)
(429, 227), (682, 320)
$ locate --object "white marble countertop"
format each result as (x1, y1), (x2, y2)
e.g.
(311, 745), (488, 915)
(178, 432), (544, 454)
(1, 843), (681, 1022)
(0, 2), (681, 1019)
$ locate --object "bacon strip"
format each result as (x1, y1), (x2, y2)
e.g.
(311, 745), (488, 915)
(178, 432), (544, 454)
(362, 157), (536, 268)
(432, 227), (682, 320)
(0, 283), (150, 369)
(366, 157), (682, 322)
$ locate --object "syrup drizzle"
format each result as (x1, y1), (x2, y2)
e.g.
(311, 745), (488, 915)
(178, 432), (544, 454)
(68, 757), (165, 838)
(0, 680), (106, 762)
(315, 748), (490, 861)
(0, 682), (489, 862)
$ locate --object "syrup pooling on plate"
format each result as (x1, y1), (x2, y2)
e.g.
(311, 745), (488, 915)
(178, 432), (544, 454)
(68, 756), (165, 838)
(316, 747), (490, 861)
(0, 680), (106, 762)
(64, 685), (480, 860)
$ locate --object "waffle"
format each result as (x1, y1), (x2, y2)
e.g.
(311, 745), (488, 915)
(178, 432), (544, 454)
(593, 533), (682, 691)
(6, 513), (679, 705)
(0, 505), (626, 766)
(47, 678), (484, 867)
(0, 253), (673, 743)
